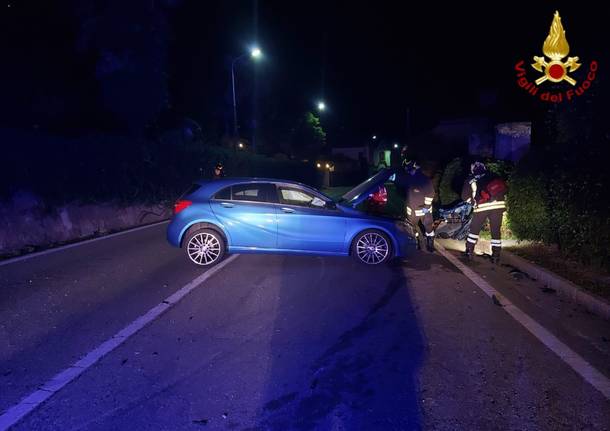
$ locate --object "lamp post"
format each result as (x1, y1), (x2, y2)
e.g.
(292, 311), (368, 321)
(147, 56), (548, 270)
(231, 47), (262, 138)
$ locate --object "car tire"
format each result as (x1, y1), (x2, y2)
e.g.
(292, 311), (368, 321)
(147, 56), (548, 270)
(351, 229), (392, 265)
(184, 228), (226, 266)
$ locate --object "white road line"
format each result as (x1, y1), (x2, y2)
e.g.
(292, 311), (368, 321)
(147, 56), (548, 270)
(0, 220), (170, 267)
(436, 243), (610, 400)
(0, 254), (239, 431)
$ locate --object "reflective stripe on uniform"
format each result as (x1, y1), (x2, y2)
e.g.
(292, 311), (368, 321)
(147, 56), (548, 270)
(424, 197), (433, 205)
(467, 238), (478, 244)
(491, 239), (502, 247)
(473, 200), (506, 213)
(425, 231), (435, 237)
(407, 206), (427, 217)
(468, 233), (479, 239)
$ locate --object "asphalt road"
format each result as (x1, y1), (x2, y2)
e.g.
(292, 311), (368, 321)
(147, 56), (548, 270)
(1, 223), (609, 430)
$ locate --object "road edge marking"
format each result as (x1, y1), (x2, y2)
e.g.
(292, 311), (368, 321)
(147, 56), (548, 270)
(0, 254), (239, 431)
(435, 243), (610, 400)
(0, 220), (170, 267)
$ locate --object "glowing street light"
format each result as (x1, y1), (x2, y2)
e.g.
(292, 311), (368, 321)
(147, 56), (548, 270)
(372, 135), (377, 140)
(393, 143), (399, 149)
(317, 101), (326, 112)
(250, 47), (262, 58)
(231, 45), (263, 138)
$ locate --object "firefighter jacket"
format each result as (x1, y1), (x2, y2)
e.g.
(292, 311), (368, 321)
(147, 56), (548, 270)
(463, 173), (506, 213)
(405, 170), (434, 218)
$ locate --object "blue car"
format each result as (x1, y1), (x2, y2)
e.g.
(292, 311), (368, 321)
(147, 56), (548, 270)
(166, 169), (413, 266)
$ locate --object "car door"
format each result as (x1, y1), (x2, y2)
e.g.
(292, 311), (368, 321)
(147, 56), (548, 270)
(275, 185), (346, 253)
(209, 182), (278, 249)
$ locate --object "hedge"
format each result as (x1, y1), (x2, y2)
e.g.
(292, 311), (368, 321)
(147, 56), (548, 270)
(506, 169), (552, 243)
(507, 149), (610, 270)
(0, 129), (318, 206)
(438, 157), (466, 206)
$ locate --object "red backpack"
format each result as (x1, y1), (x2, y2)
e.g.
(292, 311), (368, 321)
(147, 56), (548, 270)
(478, 178), (507, 204)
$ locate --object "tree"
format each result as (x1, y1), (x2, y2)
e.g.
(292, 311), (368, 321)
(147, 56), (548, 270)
(290, 111), (327, 159)
(75, 0), (177, 135)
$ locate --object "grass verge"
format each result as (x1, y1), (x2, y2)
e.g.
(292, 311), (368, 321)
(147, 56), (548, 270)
(506, 242), (610, 301)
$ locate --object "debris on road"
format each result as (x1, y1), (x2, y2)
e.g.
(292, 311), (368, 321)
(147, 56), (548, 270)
(192, 418), (208, 425)
(492, 294), (505, 307)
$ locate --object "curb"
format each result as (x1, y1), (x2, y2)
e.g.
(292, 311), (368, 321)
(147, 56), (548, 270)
(437, 238), (610, 320)
(0, 219), (171, 267)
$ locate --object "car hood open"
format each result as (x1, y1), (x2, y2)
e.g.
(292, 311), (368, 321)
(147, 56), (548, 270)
(339, 168), (398, 207)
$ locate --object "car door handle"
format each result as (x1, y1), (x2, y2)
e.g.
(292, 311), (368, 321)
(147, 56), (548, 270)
(281, 207), (295, 213)
(220, 202), (234, 208)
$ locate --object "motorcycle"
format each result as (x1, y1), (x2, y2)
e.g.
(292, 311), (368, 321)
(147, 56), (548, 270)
(434, 201), (473, 240)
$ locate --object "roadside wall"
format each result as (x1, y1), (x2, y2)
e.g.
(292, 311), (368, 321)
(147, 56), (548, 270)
(0, 192), (171, 257)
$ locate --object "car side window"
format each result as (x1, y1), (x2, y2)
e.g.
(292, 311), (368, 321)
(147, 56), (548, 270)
(232, 183), (276, 203)
(278, 187), (326, 208)
(214, 186), (231, 200)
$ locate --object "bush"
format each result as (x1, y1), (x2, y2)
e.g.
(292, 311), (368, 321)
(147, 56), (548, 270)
(548, 166), (610, 268)
(507, 149), (610, 270)
(485, 159), (514, 179)
(506, 170), (552, 243)
(438, 157), (466, 206)
(0, 129), (318, 207)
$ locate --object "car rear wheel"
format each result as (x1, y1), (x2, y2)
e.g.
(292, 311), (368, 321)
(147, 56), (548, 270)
(352, 229), (392, 265)
(184, 228), (225, 266)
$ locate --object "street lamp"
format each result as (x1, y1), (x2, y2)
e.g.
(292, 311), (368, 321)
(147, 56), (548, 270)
(231, 46), (262, 138)
(372, 135), (377, 140)
(317, 101), (326, 112)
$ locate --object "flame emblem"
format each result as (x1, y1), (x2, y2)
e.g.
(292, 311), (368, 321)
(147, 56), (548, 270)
(532, 11), (581, 85)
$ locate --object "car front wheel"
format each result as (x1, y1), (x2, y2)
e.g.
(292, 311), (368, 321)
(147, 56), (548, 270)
(352, 229), (392, 265)
(184, 228), (225, 266)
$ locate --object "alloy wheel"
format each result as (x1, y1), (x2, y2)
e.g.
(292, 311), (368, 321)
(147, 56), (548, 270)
(187, 232), (221, 265)
(356, 232), (389, 264)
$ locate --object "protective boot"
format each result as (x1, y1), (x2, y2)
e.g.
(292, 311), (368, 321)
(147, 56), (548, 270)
(461, 242), (475, 261)
(491, 247), (501, 264)
(426, 235), (435, 252)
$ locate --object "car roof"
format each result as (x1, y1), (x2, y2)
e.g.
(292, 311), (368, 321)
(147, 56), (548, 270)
(194, 177), (311, 188)
(191, 177), (318, 199)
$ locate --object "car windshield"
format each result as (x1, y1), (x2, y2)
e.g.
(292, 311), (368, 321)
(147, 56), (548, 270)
(340, 169), (392, 204)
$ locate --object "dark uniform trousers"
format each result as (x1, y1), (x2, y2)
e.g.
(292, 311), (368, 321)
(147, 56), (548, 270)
(403, 169), (435, 248)
(407, 210), (434, 237)
(406, 198), (434, 247)
(466, 207), (504, 255)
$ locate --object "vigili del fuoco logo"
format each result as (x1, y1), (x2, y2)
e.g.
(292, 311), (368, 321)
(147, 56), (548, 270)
(515, 11), (598, 103)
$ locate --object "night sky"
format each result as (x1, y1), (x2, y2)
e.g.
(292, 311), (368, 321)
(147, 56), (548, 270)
(1, 1), (607, 144)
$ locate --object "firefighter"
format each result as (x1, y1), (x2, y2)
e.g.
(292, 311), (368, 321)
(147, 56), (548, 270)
(462, 161), (507, 264)
(400, 145), (412, 169)
(212, 162), (225, 179)
(404, 161), (436, 252)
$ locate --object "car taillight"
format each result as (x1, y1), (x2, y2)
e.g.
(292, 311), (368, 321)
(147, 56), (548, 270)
(369, 186), (388, 204)
(174, 200), (192, 214)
